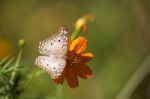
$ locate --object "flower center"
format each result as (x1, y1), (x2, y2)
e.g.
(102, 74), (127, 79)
(72, 57), (80, 65)
(67, 53), (81, 66)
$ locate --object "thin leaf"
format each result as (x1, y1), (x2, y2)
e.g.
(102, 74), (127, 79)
(0, 56), (9, 66)
(1, 57), (15, 72)
(3, 67), (20, 73)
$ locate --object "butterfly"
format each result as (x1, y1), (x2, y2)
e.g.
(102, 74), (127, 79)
(35, 26), (69, 79)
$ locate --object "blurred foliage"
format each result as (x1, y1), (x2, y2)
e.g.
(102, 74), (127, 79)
(0, 0), (150, 99)
(0, 39), (25, 99)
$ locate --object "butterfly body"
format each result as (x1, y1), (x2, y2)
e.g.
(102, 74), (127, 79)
(35, 26), (68, 79)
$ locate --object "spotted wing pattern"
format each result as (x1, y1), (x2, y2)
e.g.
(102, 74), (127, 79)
(35, 26), (68, 79)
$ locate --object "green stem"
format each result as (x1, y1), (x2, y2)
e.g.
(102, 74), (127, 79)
(116, 54), (150, 99)
(19, 69), (45, 98)
(23, 69), (45, 88)
(71, 28), (80, 40)
(10, 39), (25, 83)
(56, 85), (63, 99)
(10, 48), (23, 82)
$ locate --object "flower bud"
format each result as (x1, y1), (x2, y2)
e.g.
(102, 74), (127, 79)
(75, 14), (94, 32)
(18, 39), (25, 48)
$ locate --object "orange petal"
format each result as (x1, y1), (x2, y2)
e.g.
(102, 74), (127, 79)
(76, 64), (93, 79)
(76, 39), (87, 54)
(66, 66), (79, 88)
(81, 52), (94, 62)
(54, 66), (67, 84)
(70, 36), (87, 54)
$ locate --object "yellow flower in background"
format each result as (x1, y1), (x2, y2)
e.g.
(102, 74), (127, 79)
(0, 38), (15, 59)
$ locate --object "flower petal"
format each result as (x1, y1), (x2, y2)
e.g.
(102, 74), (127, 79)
(66, 66), (79, 88)
(69, 36), (87, 53)
(76, 64), (93, 79)
(54, 66), (67, 84)
(76, 39), (87, 54)
(81, 52), (94, 62)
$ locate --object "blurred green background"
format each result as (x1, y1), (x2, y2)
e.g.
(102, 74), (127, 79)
(0, 0), (150, 99)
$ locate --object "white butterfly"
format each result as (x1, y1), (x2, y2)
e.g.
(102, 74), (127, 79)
(35, 26), (68, 79)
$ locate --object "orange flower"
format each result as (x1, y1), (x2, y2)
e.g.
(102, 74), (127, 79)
(54, 36), (94, 88)
(0, 38), (15, 59)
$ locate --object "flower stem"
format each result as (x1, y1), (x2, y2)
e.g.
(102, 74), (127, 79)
(56, 85), (63, 99)
(10, 39), (25, 83)
(71, 28), (80, 40)
(24, 69), (45, 88)
(116, 54), (150, 99)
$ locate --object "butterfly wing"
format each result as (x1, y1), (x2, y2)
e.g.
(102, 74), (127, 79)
(35, 56), (66, 79)
(39, 26), (68, 57)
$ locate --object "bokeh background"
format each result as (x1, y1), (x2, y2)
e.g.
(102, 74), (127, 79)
(0, 0), (150, 99)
